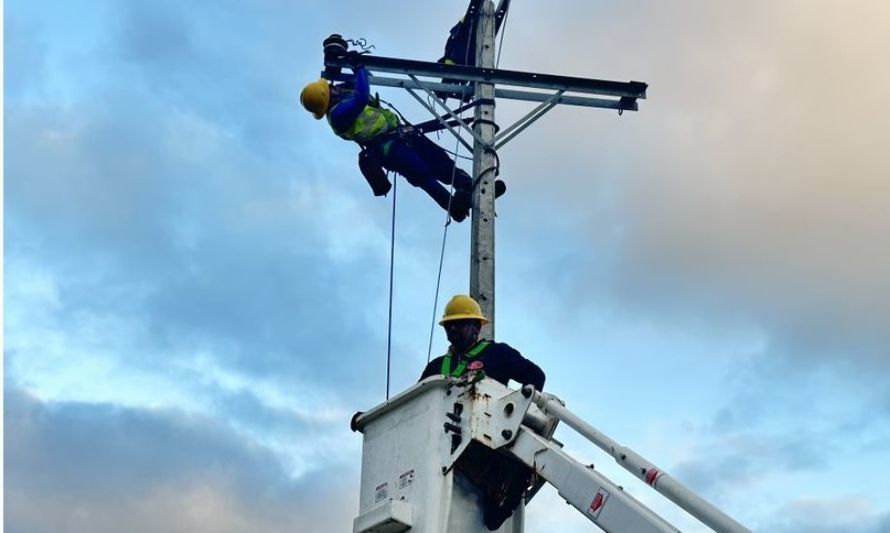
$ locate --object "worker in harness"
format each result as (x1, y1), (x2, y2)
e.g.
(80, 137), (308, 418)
(419, 294), (545, 530)
(420, 294), (544, 389)
(301, 62), (501, 222)
(435, 0), (483, 101)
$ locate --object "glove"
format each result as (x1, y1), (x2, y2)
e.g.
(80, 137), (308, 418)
(346, 51), (365, 68)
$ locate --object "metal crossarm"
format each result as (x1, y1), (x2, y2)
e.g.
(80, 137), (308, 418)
(324, 72), (640, 111)
(325, 55), (647, 102)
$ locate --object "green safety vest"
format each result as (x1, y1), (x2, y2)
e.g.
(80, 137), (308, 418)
(329, 104), (399, 144)
(441, 341), (491, 378)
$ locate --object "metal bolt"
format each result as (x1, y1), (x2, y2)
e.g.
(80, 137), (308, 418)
(501, 429), (513, 440)
(504, 402), (514, 415)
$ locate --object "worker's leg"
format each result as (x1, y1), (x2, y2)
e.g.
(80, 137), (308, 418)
(381, 139), (454, 212)
(411, 134), (473, 191)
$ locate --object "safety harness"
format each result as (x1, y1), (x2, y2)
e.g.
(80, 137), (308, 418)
(329, 105), (399, 144)
(441, 340), (491, 378)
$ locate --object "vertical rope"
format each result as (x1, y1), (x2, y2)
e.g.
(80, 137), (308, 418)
(427, 126), (467, 363)
(426, 7), (482, 363)
(386, 172), (397, 400)
(427, 207), (452, 362)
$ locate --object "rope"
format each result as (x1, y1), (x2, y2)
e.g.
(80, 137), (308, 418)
(385, 172), (397, 400)
(424, 11), (480, 364)
(426, 112), (468, 364)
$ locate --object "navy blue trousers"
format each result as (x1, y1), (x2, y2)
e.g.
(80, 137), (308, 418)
(379, 133), (472, 211)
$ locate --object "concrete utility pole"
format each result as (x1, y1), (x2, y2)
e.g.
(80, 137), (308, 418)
(323, 3), (646, 339)
(470, 0), (498, 339)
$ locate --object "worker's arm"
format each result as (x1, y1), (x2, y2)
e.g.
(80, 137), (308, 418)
(419, 356), (444, 381)
(328, 66), (370, 134)
(503, 345), (546, 391)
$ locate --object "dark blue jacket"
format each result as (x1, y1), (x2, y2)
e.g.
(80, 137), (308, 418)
(420, 340), (546, 391)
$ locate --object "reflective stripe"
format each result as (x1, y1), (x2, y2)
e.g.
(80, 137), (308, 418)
(329, 105), (399, 143)
(440, 341), (491, 378)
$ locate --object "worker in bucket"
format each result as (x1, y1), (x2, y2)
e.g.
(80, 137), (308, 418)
(300, 61), (501, 222)
(419, 294), (545, 530)
(420, 294), (544, 390)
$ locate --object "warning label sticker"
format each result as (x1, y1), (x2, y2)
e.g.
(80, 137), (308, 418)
(375, 482), (388, 503)
(399, 469), (415, 489)
(587, 487), (610, 520)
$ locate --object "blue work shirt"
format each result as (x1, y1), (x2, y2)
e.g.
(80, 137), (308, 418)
(328, 66), (383, 135)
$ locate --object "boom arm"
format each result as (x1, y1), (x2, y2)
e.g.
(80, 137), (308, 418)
(528, 390), (751, 533)
(464, 380), (752, 532)
(510, 426), (680, 532)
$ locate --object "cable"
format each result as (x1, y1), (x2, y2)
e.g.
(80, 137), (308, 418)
(427, 115), (467, 363)
(386, 171), (397, 400)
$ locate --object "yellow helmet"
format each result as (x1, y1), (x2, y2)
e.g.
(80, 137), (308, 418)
(439, 295), (489, 325)
(300, 79), (331, 119)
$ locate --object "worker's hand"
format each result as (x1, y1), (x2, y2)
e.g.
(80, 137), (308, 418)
(346, 51), (365, 68)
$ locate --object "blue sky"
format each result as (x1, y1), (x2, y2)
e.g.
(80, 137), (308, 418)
(5, 1), (890, 532)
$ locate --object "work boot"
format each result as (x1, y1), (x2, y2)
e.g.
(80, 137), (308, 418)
(449, 189), (472, 222)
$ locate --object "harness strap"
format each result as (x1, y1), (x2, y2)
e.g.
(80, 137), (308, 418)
(441, 340), (491, 378)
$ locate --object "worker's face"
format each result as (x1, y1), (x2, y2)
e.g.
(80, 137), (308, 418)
(444, 319), (481, 351)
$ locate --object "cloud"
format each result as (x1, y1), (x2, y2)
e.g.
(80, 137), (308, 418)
(3, 0), (410, 403)
(671, 431), (829, 498)
(493, 1), (890, 366)
(5, 387), (359, 533)
(762, 497), (890, 533)
(5, 2), (890, 531)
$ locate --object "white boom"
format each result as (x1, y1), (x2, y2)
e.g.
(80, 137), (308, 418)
(351, 376), (750, 533)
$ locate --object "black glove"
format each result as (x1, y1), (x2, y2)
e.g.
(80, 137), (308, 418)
(346, 51), (365, 68)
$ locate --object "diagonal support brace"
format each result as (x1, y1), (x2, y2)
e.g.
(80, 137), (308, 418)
(495, 90), (564, 150)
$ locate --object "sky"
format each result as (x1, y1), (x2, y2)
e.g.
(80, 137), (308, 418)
(4, 0), (890, 532)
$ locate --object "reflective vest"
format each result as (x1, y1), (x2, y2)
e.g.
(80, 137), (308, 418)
(329, 104), (399, 144)
(440, 341), (491, 378)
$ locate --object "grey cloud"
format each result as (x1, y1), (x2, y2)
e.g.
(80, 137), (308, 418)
(4, 387), (358, 533)
(495, 1), (890, 366)
(672, 432), (829, 498)
(5, 0), (404, 402)
(761, 498), (890, 533)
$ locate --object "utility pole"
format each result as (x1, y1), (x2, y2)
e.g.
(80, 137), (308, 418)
(470, 0), (498, 338)
(323, 6), (650, 532)
(322, 4), (646, 340)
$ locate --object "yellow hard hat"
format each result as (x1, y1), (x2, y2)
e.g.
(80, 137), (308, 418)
(300, 79), (331, 120)
(439, 295), (489, 325)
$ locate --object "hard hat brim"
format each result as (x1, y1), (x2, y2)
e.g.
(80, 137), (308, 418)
(439, 313), (490, 326)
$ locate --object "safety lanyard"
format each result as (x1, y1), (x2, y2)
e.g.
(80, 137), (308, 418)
(441, 341), (490, 378)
